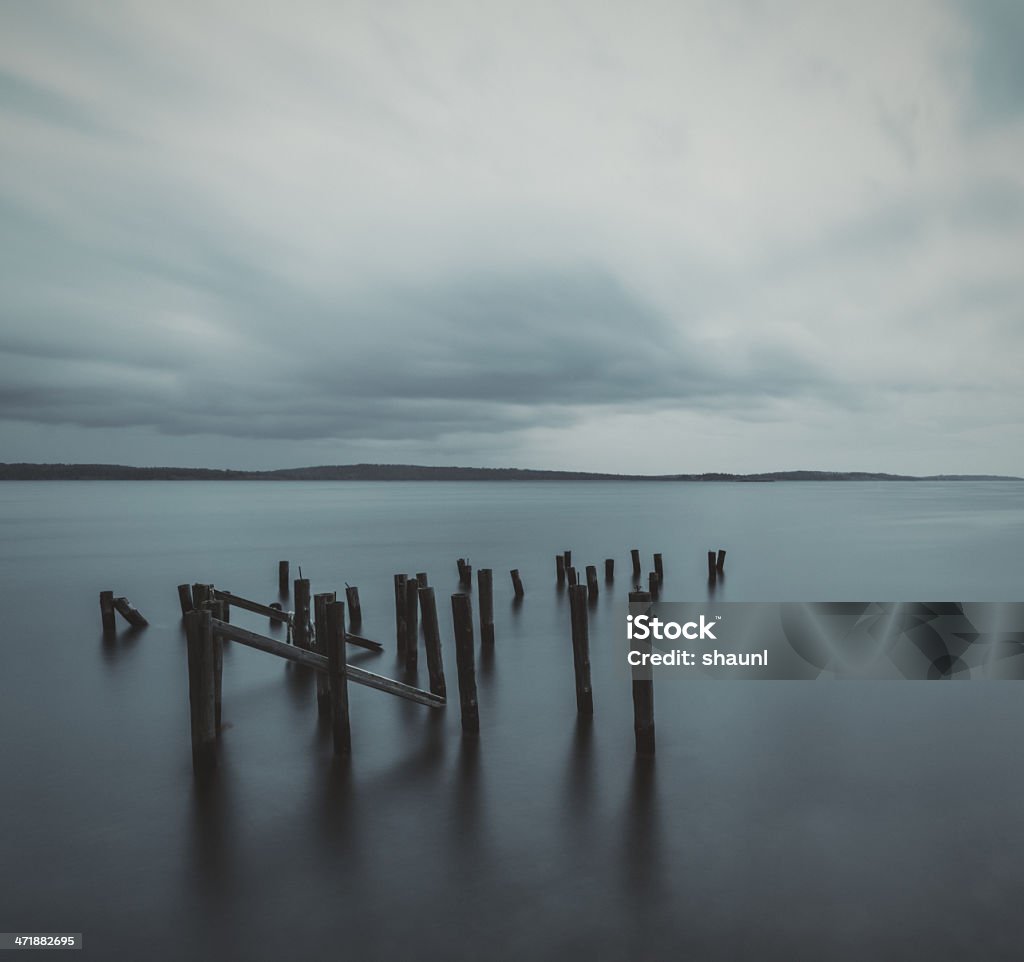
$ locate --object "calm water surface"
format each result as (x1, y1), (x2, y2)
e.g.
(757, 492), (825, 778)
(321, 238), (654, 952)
(1, 481), (1022, 961)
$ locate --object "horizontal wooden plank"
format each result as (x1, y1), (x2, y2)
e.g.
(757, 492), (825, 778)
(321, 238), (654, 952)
(211, 620), (442, 708)
(214, 590), (290, 623)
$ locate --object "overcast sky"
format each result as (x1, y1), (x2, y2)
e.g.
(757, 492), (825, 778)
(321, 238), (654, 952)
(1, 1), (1022, 473)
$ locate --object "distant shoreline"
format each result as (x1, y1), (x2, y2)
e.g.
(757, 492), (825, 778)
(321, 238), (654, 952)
(1, 463), (1019, 482)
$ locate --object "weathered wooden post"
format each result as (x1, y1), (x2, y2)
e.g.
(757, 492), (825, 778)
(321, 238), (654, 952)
(510, 568), (525, 599)
(563, 550), (572, 573)
(457, 558), (467, 582)
(707, 551), (717, 581)
(394, 574), (408, 656)
(451, 593), (479, 734)
(278, 560), (289, 595)
(631, 548), (642, 578)
(628, 588), (655, 756)
(716, 549), (726, 573)
(99, 591), (116, 634)
(460, 562), (473, 588)
(568, 584), (594, 715)
(192, 583), (212, 611)
(648, 572), (659, 600)
(404, 576), (419, 669)
(294, 578), (311, 650)
(567, 565), (578, 587)
(184, 608), (217, 775)
(344, 585), (362, 628)
(325, 600), (351, 756)
(586, 564), (599, 602)
(419, 586), (447, 699)
(177, 584), (194, 616)
(478, 568), (494, 644)
(604, 558), (614, 583)
(654, 553), (664, 583)
(314, 591), (336, 716)
(113, 596), (149, 627)
(208, 598), (226, 731)
(416, 572), (429, 588)
(556, 555), (566, 587)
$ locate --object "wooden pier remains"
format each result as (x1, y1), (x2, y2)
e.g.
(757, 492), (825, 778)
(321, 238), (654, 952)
(450, 593), (479, 734)
(568, 584), (594, 715)
(510, 568), (525, 599)
(478, 568), (494, 644)
(628, 588), (655, 755)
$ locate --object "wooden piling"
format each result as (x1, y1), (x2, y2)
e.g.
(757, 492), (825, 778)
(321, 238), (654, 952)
(209, 599), (226, 731)
(628, 588), (655, 756)
(631, 548), (641, 577)
(294, 578), (311, 650)
(568, 584), (594, 715)
(314, 592), (336, 716)
(461, 563), (473, 588)
(716, 549), (726, 573)
(344, 585), (362, 628)
(567, 565), (578, 587)
(648, 572), (659, 600)
(394, 574), (408, 656)
(404, 576), (419, 669)
(99, 591), (116, 634)
(192, 583), (212, 610)
(113, 596), (149, 627)
(707, 551), (717, 581)
(510, 568), (525, 599)
(478, 568), (494, 644)
(586, 564), (599, 601)
(278, 560), (289, 595)
(556, 555), (566, 586)
(184, 608), (217, 775)
(654, 553), (664, 583)
(451, 593), (479, 734)
(563, 550), (572, 573)
(604, 558), (614, 583)
(419, 586), (447, 699)
(177, 584), (194, 616)
(416, 572), (429, 588)
(325, 600), (352, 756)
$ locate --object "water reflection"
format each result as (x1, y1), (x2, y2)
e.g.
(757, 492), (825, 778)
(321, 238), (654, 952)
(619, 756), (665, 904)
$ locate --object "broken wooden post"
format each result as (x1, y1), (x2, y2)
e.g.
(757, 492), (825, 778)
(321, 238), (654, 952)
(510, 568), (525, 599)
(716, 549), (726, 573)
(404, 576), (419, 669)
(184, 608), (217, 775)
(177, 584), (194, 616)
(586, 564), (599, 602)
(416, 572), (428, 588)
(394, 574), (408, 655)
(325, 600), (351, 756)
(628, 588), (655, 756)
(631, 548), (642, 578)
(314, 592), (336, 717)
(567, 565), (578, 587)
(556, 554), (566, 587)
(568, 584), (594, 715)
(648, 572), (659, 600)
(113, 596), (149, 627)
(460, 562), (473, 589)
(278, 560), (289, 595)
(344, 585), (362, 628)
(192, 583), (212, 610)
(457, 558), (467, 582)
(707, 551), (717, 581)
(605, 558), (614, 583)
(477, 568), (494, 644)
(99, 591), (116, 634)
(563, 550), (572, 572)
(293, 578), (311, 650)
(654, 553), (664, 583)
(451, 593), (479, 734)
(419, 585), (447, 699)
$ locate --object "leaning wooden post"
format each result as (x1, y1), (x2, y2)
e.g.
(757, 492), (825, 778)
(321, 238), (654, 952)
(278, 560), (290, 595)
(604, 558), (614, 583)
(510, 569), (525, 599)
(394, 574), (408, 655)
(707, 551), (717, 581)
(568, 584), (594, 715)
(113, 595), (149, 627)
(716, 549), (726, 573)
(184, 608), (217, 775)
(314, 592), (336, 717)
(344, 585), (362, 628)
(654, 553), (664, 584)
(628, 589), (655, 756)
(556, 555), (566, 587)
(451, 593), (480, 734)
(404, 576), (419, 669)
(294, 578), (312, 650)
(478, 568), (494, 644)
(177, 584), (194, 616)
(631, 548), (642, 578)
(99, 591), (116, 634)
(325, 600), (352, 756)
(419, 586), (447, 698)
